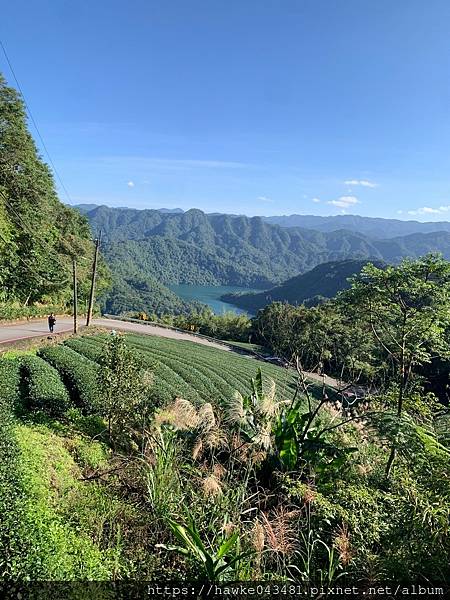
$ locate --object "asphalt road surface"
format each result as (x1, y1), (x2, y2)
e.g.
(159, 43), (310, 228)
(0, 317), (228, 351)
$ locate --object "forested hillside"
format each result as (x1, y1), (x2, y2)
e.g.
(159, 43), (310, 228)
(221, 259), (384, 312)
(0, 74), (109, 319)
(84, 205), (450, 288)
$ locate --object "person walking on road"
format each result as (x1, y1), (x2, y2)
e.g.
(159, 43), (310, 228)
(48, 313), (56, 333)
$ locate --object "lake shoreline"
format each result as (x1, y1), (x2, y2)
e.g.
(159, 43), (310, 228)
(167, 284), (267, 316)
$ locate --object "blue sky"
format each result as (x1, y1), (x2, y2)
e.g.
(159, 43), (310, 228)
(2, 0), (450, 220)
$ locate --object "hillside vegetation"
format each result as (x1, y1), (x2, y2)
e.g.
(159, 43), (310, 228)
(221, 259), (384, 312)
(0, 272), (448, 584)
(0, 74), (109, 320)
(81, 205), (450, 316)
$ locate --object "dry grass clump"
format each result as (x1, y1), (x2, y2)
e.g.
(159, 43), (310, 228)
(260, 506), (299, 557)
(334, 524), (353, 566)
(201, 474), (223, 498)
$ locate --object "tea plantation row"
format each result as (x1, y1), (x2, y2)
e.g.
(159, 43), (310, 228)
(0, 333), (300, 418)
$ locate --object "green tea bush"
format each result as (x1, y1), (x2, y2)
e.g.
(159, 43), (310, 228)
(0, 358), (21, 406)
(38, 346), (100, 413)
(64, 338), (102, 362)
(21, 355), (71, 417)
(0, 359), (24, 575)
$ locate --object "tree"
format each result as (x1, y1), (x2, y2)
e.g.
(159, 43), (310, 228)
(0, 72), (109, 308)
(340, 255), (450, 475)
(97, 333), (153, 448)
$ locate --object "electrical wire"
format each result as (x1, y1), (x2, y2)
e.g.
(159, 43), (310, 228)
(0, 190), (73, 275)
(0, 38), (74, 205)
(0, 227), (68, 287)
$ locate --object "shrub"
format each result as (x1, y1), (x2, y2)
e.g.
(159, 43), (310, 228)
(21, 355), (71, 417)
(0, 302), (63, 322)
(0, 358), (21, 407)
(38, 346), (100, 413)
(64, 338), (102, 362)
(0, 359), (24, 575)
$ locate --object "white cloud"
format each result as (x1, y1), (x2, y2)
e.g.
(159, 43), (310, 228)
(127, 181), (135, 188)
(397, 210), (403, 214)
(344, 179), (377, 188)
(312, 197), (321, 203)
(407, 205), (450, 216)
(257, 196), (273, 203)
(102, 156), (250, 171)
(328, 195), (360, 209)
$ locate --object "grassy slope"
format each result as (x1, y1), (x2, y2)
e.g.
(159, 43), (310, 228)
(9, 422), (130, 580)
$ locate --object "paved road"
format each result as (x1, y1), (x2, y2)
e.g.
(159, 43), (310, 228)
(0, 317), (229, 351)
(93, 318), (229, 351)
(0, 318), (75, 345)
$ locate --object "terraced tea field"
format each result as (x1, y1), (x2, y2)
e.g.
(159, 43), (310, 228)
(64, 333), (303, 406)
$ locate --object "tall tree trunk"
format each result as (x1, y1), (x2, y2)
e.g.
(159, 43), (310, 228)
(386, 318), (407, 477)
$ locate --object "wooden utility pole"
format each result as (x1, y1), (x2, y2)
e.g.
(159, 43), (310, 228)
(72, 258), (78, 334)
(86, 231), (101, 326)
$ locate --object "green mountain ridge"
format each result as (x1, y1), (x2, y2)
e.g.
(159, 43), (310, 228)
(79, 204), (450, 316)
(85, 205), (450, 286)
(263, 213), (450, 238)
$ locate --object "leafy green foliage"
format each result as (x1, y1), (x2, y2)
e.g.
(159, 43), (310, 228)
(340, 254), (450, 473)
(104, 272), (203, 317)
(0, 73), (109, 315)
(158, 514), (249, 581)
(21, 355), (71, 416)
(143, 309), (253, 343)
(0, 357), (21, 406)
(37, 345), (100, 412)
(0, 359), (24, 576)
(9, 425), (119, 579)
(79, 333), (300, 407)
(64, 337), (102, 362)
(96, 333), (153, 446)
(274, 396), (357, 474)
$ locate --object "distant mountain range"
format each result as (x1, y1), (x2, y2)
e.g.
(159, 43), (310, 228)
(221, 259), (384, 312)
(74, 204), (184, 215)
(263, 214), (450, 239)
(75, 204), (450, 316)
(74, 204), (450, 240)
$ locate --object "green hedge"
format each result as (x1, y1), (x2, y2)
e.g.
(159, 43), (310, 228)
(0, 358), (21, 407)
(38, 346), (100, 413)
(64, 338), (102, 362)
(0, 303), (63, 322)
(21, 355), (71, 417)
(0, 360), (24, 575)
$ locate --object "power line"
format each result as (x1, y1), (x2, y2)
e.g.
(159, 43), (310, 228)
(0, 39), (74, 205)
(0, 189), (73, 276)
(0, 227), (67, 287)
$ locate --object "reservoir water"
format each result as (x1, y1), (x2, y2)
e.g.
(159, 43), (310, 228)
(168, 284), (260, 316)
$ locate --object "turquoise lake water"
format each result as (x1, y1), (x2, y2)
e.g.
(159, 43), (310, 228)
(168, 284), (261, 316)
